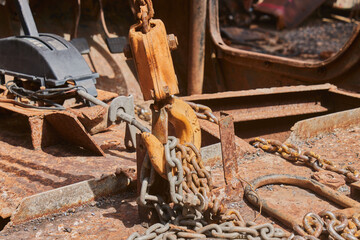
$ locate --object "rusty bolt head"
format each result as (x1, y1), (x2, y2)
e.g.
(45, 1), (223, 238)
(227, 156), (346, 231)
(167, 34), (178, 51)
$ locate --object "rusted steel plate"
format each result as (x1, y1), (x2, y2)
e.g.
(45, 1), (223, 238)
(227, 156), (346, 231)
(183, 84), (360, 141)
(1, 193), (145, 240)
(290, 107), (360, 139)
(0, 122), (137, 219)
(45, 112), (104, 156)
(0, 99), (105, 155)
(254, 0), (327, 29)
(1, 115), (359, 239)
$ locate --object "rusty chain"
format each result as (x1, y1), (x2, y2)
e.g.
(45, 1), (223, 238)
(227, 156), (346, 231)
(186, 101), (219, 125)
(291, 210), (360, 240)
(128, 220), (289, 239)
(130, 134), (293, 239)
(130, 108), (360, 239)
(132, 0), (154, 33)
(250, 137), (360, 183)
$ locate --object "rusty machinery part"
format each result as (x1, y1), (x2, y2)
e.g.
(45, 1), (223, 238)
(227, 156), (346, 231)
(128, 18), (179, 102)
(142, 98), (201, 179)
(130, 136), (290, 240)
(77, 90), (150, 134)
(131, 0), (154, 33)
(244, 174), (360, 240)
(250, 138), (360, 183)
(186, 100), (219, 125)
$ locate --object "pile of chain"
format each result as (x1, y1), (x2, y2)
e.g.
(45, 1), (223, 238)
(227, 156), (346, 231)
(250, 138), (360, 183)
(292, 210), (360, 240)
(128, 136), (291, 239)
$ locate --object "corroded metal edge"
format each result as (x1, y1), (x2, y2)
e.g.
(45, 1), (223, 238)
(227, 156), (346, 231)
(290, 107), (360, 139)
(10, 172), (131, 225)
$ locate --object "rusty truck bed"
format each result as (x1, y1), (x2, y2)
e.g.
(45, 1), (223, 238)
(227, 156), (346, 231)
(0, 84), (359, 239)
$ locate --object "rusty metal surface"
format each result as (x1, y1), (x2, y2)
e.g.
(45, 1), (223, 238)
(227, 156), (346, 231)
(312, 170), (346, 189)
(244, 174), (360, 232)
(187, 0), (206, 95)
(207, 0), (360, 93)
(290, 107), (360, 139)
(219, 114), (238, 185)
(45, 112), (105, 156)
(1, 111), (360, 238)
(0, 101), (105, 156)
(0, 121), (137, 219)
(1, 193), (145, 240)
(183, 84), (360, 142)
(254, 0), (327, 29)
(11, 172), (131, 225)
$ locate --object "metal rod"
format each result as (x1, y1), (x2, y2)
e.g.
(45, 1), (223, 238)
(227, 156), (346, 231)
(187, 0), (207, 95)
(77, 90), (150, 133)
(77, 89), (108, 108)
(15, 0), (39, 37)
(219, 114), (238, 186)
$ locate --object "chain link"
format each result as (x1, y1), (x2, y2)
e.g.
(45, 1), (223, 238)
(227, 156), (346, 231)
(128, 220), (289, 239)
(135, 104), (151, 122)
(186, 101), (219, 125)
(250, 137), (360, 183)
(131, 135), (291, 240)
(132, 0), (154, 33)
(291, 210), (360, 240)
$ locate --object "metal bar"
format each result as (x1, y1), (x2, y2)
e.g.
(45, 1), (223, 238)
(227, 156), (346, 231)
(136, 134), (146, 196)
(78, 90), (150, 133)
(15, 0), (39, 37)
(77, 89), (108, 108)
(219, 114), (238, 185)
(187, 0), (206, 95)
(11, 172), (131, 225)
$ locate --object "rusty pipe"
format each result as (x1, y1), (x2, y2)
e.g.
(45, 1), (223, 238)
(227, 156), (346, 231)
(187, 0), (207, 95)
(244, 174), (360, 233)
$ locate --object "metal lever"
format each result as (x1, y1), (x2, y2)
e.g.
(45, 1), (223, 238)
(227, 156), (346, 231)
(15, 0), (39, 37)
(77, 90), (150, 151)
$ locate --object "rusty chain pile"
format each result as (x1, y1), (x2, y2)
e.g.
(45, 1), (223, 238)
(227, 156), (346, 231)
(291, 210), (360, 240)
(186, 101), (219, 124)
(250, 138), (360, 183)
(128, 135), (292, 239)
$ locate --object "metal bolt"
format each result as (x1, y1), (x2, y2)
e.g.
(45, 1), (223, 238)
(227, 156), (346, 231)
(167, 34), (178, 51)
